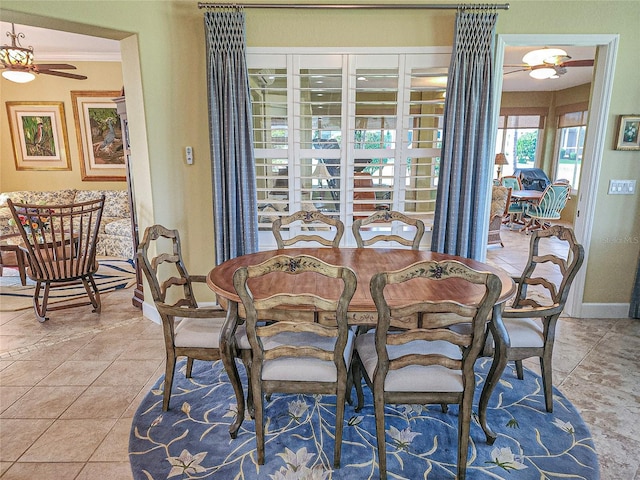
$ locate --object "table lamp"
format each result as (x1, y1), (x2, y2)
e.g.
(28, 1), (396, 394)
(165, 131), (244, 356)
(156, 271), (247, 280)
(494, 153), (508, 179)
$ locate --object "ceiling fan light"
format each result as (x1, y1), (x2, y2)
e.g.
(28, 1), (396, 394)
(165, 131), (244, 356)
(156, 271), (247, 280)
(2, 69), (35, 83)
(0, 46), (34, 67)
(529, 67), (556, 80)
(522, 48), (568, 66)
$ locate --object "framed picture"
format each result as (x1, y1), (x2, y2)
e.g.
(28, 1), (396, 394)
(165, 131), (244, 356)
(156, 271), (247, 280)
(615, 114), (640, 151)
(5, 102), (72, 171)
(71, 90), (126, 181)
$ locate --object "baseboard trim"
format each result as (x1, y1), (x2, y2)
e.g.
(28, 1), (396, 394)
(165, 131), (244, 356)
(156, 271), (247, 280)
(579, 303), (630, 319)
(142, 301), (161, 324)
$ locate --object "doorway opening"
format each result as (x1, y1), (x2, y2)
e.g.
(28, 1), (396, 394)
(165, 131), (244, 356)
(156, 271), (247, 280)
(494, 34), (619, 317)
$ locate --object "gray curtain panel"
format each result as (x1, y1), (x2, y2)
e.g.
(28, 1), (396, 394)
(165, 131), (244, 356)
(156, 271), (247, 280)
(205, 8), (258, 264)
(431, 10), (498, 260)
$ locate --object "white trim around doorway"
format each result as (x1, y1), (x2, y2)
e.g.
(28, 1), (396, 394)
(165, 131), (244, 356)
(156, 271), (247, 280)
(494, 34), (619, 318)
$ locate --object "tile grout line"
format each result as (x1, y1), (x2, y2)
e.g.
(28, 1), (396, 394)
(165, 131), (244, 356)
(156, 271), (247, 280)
(0, 317), (142, 360)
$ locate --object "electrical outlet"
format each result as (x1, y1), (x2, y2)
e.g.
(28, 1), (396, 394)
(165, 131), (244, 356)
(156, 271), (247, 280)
(185, 146), (194, 165)
(608, 179), (636, 195)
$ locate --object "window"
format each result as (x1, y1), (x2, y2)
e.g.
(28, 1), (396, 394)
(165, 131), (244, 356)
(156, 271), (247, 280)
(248, 50), (449, 248)
(555, 105), (588, 190)
(494, 110), (545, 177)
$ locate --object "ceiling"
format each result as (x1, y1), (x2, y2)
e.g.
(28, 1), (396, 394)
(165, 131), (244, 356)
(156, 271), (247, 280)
(0, 22), (120, 62)
(501, 44), (596, 92)
(1, 22), (595, 92)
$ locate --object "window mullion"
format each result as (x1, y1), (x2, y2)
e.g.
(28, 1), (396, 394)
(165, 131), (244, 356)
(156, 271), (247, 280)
(290, 54), (302, 239)
(395, 54), (408, 221)
(346, 54), (357, 236)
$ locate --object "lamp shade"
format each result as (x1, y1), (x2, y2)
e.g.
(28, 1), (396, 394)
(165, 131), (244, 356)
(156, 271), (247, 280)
(494, 153), (509, 166)
(1, 69), (35, 83)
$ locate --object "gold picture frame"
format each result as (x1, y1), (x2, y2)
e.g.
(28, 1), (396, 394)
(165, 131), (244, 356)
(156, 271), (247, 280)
(71, 90), (126, 181)
(5, 101), (72, 171)
(615, 114), (640, 151)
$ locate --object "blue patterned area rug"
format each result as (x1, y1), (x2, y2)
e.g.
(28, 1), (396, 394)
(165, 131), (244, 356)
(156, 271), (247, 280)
(129, 358), (599, 479)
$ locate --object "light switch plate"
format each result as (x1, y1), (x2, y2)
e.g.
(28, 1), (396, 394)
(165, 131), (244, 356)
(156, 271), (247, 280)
(608, 179), (636, 195)
(185, 146), (194, 165)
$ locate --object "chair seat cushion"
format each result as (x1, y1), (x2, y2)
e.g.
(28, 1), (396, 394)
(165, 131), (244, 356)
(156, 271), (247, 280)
(174, 316), (249, 350)
(504, 317), (544, 348)
(261, 329), (355, 383)
(508, 203), (524, 213)
(174, 317), (225, 348)
(355, 331), (463, 392)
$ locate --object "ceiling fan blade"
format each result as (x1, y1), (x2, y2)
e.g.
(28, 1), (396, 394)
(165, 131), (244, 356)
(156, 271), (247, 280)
(33, 63), (79, 70)
(561, 59), (595, 68)
(504, 69), (528, 75)
(39, 69), (87, 80)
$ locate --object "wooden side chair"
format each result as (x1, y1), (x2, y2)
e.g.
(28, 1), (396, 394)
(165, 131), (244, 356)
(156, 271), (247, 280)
(490, 225), (584, 412)
(271, 210), (344, 248)
(352, 210), (425, 250)
(7, 196), (105, 322)
(352, 260), (501, 480)
(233, 254), (357, 468)
(137, 225), (252, 429)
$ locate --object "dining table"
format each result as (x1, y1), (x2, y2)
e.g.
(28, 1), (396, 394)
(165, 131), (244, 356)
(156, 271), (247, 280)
(510, 189), (544, 203)
(207, 247), (516, 443)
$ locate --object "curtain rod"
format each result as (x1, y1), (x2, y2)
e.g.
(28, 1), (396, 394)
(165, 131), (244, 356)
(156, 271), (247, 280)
(198, 3), (509, 10)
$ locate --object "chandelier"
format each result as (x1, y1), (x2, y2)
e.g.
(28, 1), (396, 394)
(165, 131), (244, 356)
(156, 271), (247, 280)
(0, 24), (36, 83)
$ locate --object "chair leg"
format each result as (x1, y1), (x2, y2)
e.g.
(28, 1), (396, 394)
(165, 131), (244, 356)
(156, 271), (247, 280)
(252, 374), (265, 464)
(163, 355), (176, 411)
(334, 384), (346, 468)
(515, 360), (524, 380)
(352, 354), (365, 412)
(540, 355), (554, 413)
(33, 281), (49, 322)
(186, 357), (194, 378)
(83, 274), (101, 313)
(240, 350), (254, 419)
(373, 385), (387, 480)
(457, 392), (473, 480)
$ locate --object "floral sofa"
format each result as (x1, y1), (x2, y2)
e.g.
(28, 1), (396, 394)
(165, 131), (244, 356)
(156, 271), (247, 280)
(0, 189), (133, 259)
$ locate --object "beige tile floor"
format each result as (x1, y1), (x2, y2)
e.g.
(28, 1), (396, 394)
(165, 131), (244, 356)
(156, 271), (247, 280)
(0, 228), (638, 479)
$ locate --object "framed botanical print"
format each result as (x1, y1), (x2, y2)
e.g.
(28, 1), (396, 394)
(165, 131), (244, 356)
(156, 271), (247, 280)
(615, 115), (640, 151)
(71, 90), (126, 181)
(6, 102), (72, 171)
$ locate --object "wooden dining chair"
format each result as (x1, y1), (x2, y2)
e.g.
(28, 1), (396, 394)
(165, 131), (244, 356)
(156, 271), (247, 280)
(7, 196), (105, 322)
(488, 225), (584, 412)
(352, 210), (425, 250)
(138, 225), (252, 420)
(352, 260), (501, 480)
(233, 254), (357, 468)
(271, 210), (344, 248)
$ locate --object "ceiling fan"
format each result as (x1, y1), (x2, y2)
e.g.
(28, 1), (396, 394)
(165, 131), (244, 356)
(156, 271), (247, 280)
(504, 47), (594, 80)
(0, 23), (87, 83)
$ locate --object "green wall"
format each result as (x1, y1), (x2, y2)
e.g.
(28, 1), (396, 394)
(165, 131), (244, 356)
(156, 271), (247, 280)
(1, 0), (638, 307)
